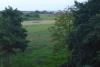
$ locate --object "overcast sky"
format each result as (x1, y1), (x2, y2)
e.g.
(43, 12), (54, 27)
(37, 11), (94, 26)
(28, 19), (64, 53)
(0, 0), (87, 11)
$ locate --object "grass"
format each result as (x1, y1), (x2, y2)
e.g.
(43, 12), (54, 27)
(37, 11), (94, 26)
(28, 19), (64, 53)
(5, 21), (68, 67)
(25, 24), (52, 50)
(24, 14), (55, 21)
(40, 14), (55, 20)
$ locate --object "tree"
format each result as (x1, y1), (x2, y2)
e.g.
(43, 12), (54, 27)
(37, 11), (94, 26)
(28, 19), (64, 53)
(49, 9), (74, 67)
(0, 6), (28, 67)
(0, 6), (27, 53)
(32, 12), (40, 20)
(23, 12), (40, 20)
(49, 10), (74, 53)
(65, 0), (100, 67)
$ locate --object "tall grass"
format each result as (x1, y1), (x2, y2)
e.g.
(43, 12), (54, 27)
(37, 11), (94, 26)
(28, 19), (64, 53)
(0, 22), (68, 67)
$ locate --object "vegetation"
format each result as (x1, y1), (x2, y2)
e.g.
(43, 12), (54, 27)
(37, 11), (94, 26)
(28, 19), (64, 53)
(0, 0), (100, 67)
(40, 14), (55, 20)
(0, 7), (27, 67)
(23, 12), (40, 20)
(66, 0), (100, 67)
(22, 11), (55, 21)
(0, 23), (67, 67)
(0, 7), (27, 54)
(49, 10), (73, 53)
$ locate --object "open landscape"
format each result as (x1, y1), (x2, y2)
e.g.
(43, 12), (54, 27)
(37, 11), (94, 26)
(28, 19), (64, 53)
(8, 20), (67, 67)
(0, 9), (68, 67)
(0, 0), (99, 67)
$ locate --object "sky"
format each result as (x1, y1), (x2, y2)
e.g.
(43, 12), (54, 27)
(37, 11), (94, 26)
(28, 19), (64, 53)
(0, 0), (87, 11)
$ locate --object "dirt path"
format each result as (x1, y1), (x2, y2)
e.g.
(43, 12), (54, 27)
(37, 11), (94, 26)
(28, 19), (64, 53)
(22, 20), (55, 26)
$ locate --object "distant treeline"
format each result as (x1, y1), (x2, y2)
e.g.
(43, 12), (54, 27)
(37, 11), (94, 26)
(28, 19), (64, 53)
(22, 11), (55, 20)
(0, 10), (55, 21)
(22, 10), (54, 14)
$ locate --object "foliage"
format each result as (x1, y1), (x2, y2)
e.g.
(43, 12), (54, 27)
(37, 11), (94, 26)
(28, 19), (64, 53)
(49, 10), (74, 53)
(0, 23), (68, 67)
(23, 12), (40, 20)
(0, 7), (27, 54)
(22, 11), (55, 21)
(35, 10), (54, 14)
(66, 0), (100, 67)
(40, 14), (55, 20)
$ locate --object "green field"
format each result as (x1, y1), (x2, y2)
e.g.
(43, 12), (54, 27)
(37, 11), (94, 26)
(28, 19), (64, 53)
(23, 13), (55, 21)
(40, 14), (55, 20)
(8, 21), (68, 67)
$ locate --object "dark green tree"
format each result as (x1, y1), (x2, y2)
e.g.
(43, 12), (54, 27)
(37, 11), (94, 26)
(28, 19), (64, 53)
(0, 7), (27, 54)
(65, 0), (100, 67)
(0, 7), (28, 67)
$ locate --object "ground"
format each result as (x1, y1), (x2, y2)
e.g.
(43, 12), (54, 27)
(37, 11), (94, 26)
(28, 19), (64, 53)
(7, 20), (68, 67)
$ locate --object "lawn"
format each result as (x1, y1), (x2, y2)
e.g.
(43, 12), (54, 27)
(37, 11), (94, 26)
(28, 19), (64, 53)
(8, 21), (68, 67)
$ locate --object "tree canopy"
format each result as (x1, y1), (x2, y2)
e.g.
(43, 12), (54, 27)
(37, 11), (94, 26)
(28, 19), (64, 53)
(0, 7), (28, 54)
(66, 0), (100, 67)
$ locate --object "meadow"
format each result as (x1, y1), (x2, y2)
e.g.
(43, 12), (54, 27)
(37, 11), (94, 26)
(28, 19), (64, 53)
(7, 20), (68, 67)
(39, 14), (55, 20)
